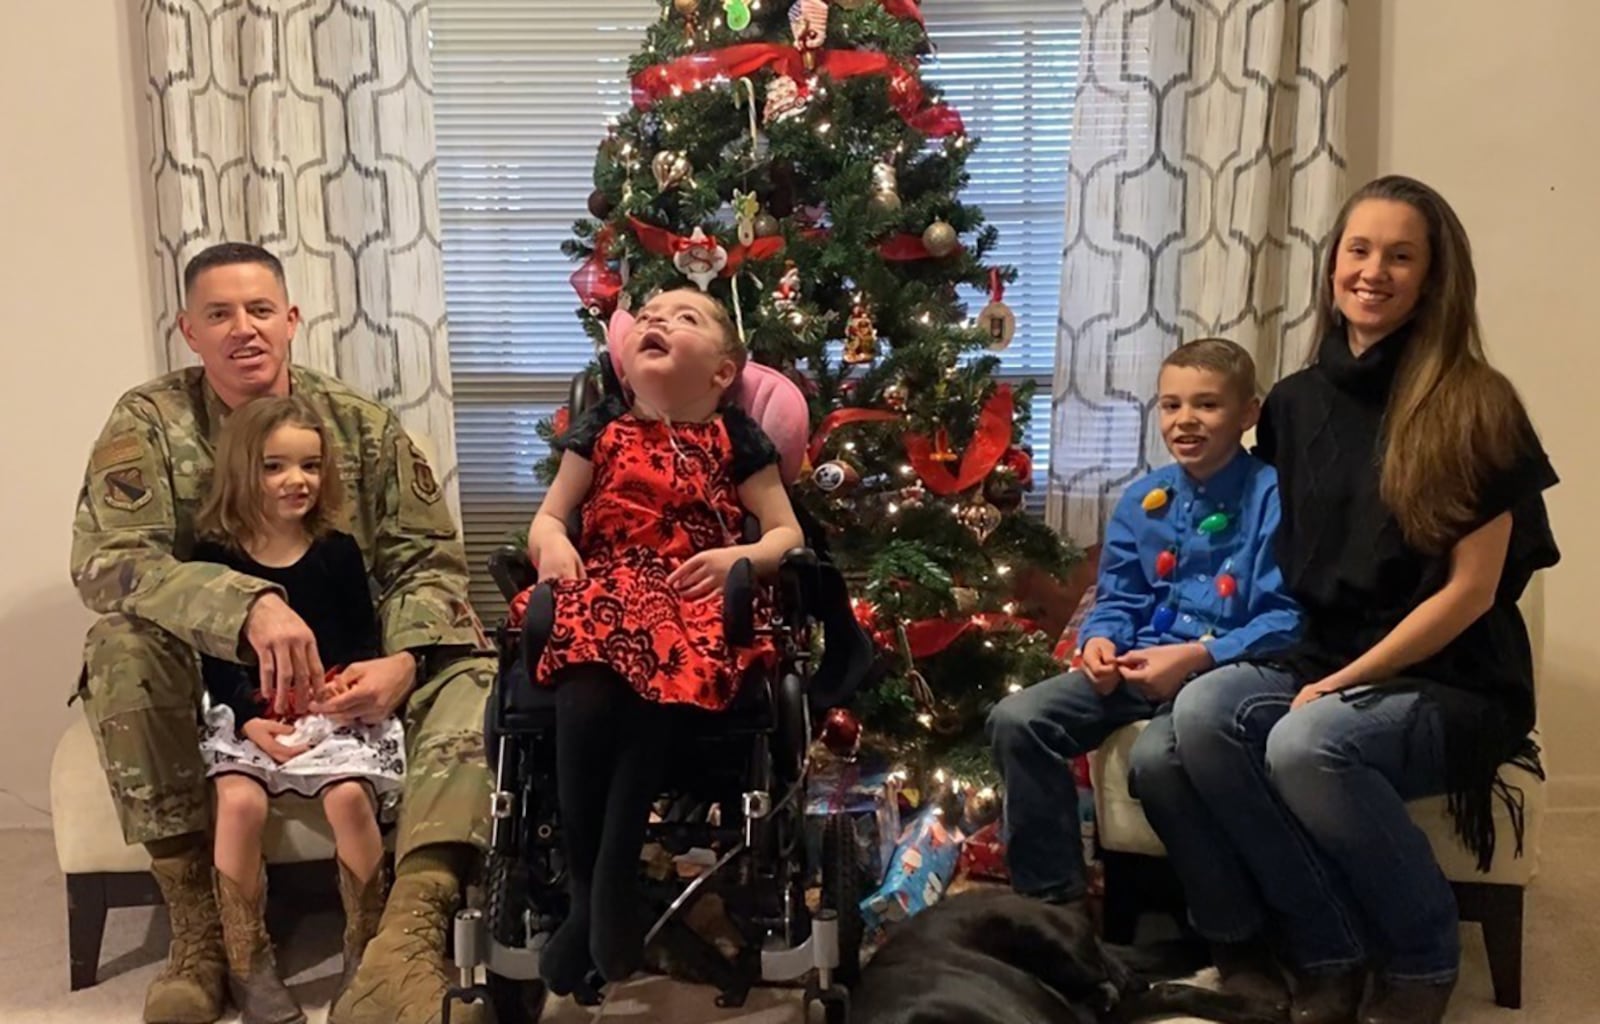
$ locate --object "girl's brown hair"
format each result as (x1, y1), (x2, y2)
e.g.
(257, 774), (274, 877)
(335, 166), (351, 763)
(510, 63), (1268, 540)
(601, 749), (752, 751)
(1315, 175), (1531, 553)
(197, 395), (345, 549)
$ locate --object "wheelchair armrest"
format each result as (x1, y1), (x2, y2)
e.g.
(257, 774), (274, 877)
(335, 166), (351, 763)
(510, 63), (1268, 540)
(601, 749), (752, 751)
(488, 546), (536, 604)
(724, 557), (759, 647)
(777, 547), (820, 622)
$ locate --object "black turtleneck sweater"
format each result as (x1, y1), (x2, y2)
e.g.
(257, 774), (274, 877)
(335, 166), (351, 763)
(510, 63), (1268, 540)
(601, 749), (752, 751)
(1256, 325), (1560, 866)
(1256, 324), (1560, 728)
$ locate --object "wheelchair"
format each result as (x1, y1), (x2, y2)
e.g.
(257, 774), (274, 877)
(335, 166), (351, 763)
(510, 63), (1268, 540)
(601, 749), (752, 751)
(444, 347), (874, 1024)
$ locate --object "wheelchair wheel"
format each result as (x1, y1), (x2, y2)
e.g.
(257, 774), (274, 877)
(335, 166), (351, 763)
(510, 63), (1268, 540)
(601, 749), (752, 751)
(486, 851), (529, 948)
(486, 972), (547, 1024)
(819, 816), (864, 987)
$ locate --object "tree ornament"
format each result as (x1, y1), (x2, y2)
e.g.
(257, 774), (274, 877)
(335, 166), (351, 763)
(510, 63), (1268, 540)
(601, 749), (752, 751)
(764, 75), (809, 124)
(868, 160), (902, 215)
(1199, 511), (1232, 535)
(843, 301), (879, 364)
(673, 227), (728, 290)
(1155, 548), (1177, 579)
(789, 0), (829, 60)
(957, 496), (1003, 543)
(1142, 487), (1171, 513)
(812, 459), (861, 494)
(753, 212), (781, 238)
(984, 466), (1024, 512)
(1151, 604), (1178, 634)
(979, 269), (1016, 350)
(652, 150), (692, 191)
(930, 425), (958, 463)
(773, 260), (801, 312)
(899, 482), (927, 509)
(962, 786), (1002, 832)
(952, 587), (979, 614)
(569, 248), (622, 318)
(922, 220), (958, 258)
(674, 0), (699, 15)
(587, 189), (613, 220)
(733, 190), (761, 246)
(724, 0), (752, 30)
(882, 378), (910, 411)
(1216, 573), (1238, 599)
(820, 706), (862, 758)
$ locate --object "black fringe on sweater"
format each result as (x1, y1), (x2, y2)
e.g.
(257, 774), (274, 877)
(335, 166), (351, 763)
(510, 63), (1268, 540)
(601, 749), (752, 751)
(1342, 683), (1541, 873)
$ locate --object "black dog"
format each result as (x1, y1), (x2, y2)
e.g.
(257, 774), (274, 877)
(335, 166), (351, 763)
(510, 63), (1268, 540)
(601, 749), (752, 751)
(848, 890), (1284, 1024)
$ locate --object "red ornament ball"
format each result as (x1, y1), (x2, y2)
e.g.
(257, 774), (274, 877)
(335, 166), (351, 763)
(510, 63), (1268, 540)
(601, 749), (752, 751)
(821, 707), (862, 758)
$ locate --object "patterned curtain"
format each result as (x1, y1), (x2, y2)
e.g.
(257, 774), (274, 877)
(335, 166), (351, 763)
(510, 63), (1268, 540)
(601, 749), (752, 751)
(1046, 0), (1347, 545)
(139, 0), (460, 512)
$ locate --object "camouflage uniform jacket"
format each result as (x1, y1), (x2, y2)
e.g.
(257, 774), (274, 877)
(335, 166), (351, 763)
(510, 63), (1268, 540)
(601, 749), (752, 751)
(71, 365), (485, 663)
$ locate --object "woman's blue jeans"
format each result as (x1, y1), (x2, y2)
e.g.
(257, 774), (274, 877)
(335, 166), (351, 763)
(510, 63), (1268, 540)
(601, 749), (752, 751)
(1139, 663), (1462, 982)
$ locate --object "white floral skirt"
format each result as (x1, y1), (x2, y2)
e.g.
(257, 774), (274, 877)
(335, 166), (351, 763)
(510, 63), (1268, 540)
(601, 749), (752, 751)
(200, 705), (406, 800)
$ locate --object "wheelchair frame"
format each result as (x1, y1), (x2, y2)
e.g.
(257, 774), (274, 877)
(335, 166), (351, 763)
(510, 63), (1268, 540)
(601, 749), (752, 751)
(444, 542), (862, 1024)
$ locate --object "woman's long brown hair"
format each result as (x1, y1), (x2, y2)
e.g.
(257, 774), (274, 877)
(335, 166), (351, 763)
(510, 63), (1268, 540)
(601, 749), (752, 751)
(197, 395), (345, 550)
(1315, 176), (1530, 553)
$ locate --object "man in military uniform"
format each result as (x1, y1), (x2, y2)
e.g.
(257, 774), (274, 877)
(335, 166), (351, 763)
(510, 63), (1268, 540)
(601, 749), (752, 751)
(72, 243), (492, 1024)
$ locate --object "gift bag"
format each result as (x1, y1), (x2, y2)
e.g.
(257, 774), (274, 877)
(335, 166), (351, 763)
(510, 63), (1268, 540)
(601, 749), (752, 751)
(955, 820), (1008, 882)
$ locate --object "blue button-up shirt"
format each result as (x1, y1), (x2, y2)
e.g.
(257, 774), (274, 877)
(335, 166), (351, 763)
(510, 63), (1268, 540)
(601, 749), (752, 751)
(1079, 451), (1301, 665)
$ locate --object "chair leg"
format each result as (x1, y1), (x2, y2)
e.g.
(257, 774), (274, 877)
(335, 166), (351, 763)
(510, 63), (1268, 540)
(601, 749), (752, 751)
(1479, 884), (1524, 1010)
(1099, 850), (1142, 945)
(66, 873), (109, 991)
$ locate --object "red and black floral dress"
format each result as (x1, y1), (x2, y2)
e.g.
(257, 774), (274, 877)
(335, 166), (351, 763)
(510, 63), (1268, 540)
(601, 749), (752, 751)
(532, 395), (780, 711)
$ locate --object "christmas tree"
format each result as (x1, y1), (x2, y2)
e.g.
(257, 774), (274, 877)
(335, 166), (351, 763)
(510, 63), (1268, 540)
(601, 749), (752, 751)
(548, 0), (1080, 784)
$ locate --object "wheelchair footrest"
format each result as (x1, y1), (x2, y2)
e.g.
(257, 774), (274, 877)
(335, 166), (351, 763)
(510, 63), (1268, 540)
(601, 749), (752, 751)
(760, 909), (839, 985)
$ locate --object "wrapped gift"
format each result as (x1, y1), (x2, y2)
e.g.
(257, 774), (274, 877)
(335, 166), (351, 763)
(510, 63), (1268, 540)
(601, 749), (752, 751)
(860, 803), (964, 941)
(805, 756), (901, 887)
(956, 820), (1008, 882)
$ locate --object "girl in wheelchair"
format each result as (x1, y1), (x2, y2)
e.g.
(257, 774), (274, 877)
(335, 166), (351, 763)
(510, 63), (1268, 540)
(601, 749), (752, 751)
(519, 287), (804, 996)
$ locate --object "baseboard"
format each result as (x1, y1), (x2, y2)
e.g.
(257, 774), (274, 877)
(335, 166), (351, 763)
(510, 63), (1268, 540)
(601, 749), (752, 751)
(1546, 775), (1600, 812)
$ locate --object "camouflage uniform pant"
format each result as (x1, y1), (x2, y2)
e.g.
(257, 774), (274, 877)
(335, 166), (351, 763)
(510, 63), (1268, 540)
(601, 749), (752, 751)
(79, 614), (492, 861)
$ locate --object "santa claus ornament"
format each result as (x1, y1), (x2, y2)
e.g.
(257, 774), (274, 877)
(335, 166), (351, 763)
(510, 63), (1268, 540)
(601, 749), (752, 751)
(673, 228), (729, 290)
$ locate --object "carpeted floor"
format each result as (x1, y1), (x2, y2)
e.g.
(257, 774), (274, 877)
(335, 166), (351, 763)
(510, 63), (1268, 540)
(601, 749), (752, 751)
(5, 813), (1598, 1022)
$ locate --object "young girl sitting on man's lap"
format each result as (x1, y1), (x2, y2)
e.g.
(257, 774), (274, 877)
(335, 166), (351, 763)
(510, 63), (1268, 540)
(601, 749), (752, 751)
(520, 287), (803, 996)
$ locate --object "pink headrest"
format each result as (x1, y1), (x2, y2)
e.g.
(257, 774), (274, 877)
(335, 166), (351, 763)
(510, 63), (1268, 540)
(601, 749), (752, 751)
(608, 309), (809, 484)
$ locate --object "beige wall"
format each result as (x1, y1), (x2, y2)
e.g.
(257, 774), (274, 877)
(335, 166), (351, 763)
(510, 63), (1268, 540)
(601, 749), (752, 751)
(0, 1), (157, 827)
(1348, 1), (1600, 807)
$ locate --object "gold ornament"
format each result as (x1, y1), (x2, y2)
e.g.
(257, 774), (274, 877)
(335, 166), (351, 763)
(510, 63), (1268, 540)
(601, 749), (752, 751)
(952, 587), (980, 614)
(979, 300), (1017, 350)
(957, 497), (1003, 543)
(652, 151), (692, 191)
(753, 212), (782, 238)
(922, 220), (958, 258)
(868, 160), (902, 215)
(674, 0), (699, 15)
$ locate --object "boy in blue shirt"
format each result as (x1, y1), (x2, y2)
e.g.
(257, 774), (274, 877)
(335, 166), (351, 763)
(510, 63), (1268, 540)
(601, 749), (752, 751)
(988, 338), (1300, 994)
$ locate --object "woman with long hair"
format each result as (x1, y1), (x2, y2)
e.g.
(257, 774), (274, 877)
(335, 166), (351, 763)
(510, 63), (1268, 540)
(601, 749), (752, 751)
(1130, 176), (1560, 1024)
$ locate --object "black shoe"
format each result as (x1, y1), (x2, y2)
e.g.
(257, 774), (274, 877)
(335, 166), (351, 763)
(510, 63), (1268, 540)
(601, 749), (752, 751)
(1291, 968), (1366, 1024)
(1212, 939), (1290, 1013)
(1359, 976), (1455, 1024)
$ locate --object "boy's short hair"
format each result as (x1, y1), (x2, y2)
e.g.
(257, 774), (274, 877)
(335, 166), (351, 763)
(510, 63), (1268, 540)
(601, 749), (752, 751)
(1161, 337), (1258, 402)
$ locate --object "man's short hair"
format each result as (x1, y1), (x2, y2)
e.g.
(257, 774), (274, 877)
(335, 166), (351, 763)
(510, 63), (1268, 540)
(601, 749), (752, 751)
(183, 243), (287, 300)
(1161, 337), (1258, 402)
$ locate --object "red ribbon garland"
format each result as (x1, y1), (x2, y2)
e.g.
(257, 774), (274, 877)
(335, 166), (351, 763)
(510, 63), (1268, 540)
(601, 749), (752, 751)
(904, 385), (1015, 496)
(631, 43), (964, 137)
(879, 231), (965, 262)
(881, 0), (926, 27)
(807, 407), (903, 466)
(897, 613), (1038, 659)
(627, 216), (786, 275)
(989, 267), (1005, 303)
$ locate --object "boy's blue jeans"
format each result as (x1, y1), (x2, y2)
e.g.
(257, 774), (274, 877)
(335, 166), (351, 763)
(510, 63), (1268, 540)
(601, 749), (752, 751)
(987, 664), (1462, 982)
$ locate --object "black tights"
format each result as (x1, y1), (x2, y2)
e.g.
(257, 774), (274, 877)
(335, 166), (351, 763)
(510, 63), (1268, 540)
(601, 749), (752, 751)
(540, 665), (672, 994)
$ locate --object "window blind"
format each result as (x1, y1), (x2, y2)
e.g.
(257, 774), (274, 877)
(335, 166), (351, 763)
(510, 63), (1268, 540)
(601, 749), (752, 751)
(431, 1), (1083, 612)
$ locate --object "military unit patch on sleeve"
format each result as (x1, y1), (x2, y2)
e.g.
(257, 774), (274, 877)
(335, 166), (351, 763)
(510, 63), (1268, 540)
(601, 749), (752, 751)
(103, 466), (152, 512)
(409, 442), (441, 505)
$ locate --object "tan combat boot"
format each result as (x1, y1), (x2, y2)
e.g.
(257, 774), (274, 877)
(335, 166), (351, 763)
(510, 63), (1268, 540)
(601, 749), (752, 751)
(328, 864), (484, 1024)
(331, 859), (388, 1009)
(215, 870), (306, 1024)
(145, 851), (227, 1024)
